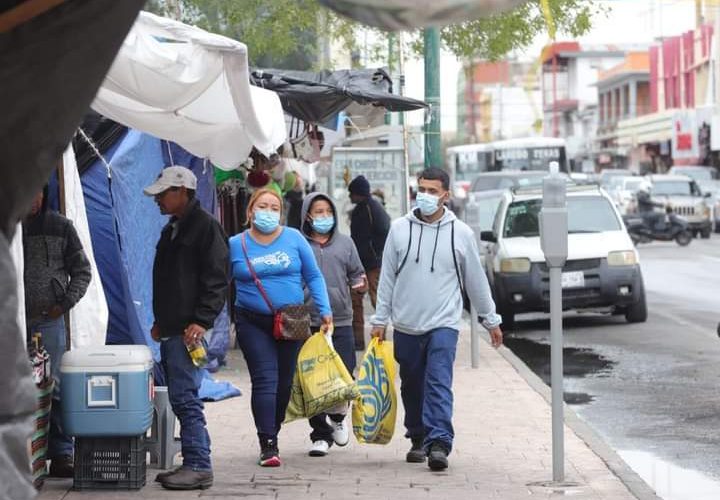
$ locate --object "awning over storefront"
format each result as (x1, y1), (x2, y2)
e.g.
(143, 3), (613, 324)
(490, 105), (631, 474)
(617, 109), (675, 148)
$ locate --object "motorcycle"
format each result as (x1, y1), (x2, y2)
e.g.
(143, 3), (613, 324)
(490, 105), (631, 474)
(622, 207), (693, 246)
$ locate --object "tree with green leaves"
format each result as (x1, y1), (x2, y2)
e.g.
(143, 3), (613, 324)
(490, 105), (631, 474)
(145, 0), (602, 68)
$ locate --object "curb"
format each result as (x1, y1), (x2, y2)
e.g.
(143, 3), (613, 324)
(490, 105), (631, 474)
(489, 336), (661, 500)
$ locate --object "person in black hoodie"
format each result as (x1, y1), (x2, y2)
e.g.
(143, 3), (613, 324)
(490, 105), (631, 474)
(145, 166), (229, 491)
(23, 185), (92, 478)
(348, 175), (390, 350)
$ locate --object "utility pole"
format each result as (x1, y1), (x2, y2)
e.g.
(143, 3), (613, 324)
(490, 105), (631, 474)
(424, 27), (442, 169)
(386, 33), (396, 126)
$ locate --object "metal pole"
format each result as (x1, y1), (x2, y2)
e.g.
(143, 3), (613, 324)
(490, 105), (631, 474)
(549, 266), (564, 482)
(424, 27), (442, 169)
(552, 53), (559, 138)
(470, 305), (480, 369)
(399, 33), (411, 214)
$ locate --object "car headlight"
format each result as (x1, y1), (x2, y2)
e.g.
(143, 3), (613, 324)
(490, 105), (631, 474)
(500, 258), (532, 273)
(607, 251), (637, 266)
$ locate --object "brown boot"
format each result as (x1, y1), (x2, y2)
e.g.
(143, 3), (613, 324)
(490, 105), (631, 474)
(155, 466), (182, 483)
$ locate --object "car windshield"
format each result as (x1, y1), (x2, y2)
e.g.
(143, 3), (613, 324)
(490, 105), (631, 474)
(623, 178), (643, 191)
(671, 168), (712, 181)
(652, 181), (697, 196)
(466, 195), (504, 231)
(503, 196), (621, 238)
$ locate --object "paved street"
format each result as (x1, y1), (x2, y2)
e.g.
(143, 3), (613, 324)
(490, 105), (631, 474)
(504, 238), (720, 500)
(37, 327), (639, 500)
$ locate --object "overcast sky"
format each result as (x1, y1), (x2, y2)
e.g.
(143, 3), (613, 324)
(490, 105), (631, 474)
(400, 0), (699, 134)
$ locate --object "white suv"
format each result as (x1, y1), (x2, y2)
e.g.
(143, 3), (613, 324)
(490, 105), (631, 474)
(480, 185), (647, 329)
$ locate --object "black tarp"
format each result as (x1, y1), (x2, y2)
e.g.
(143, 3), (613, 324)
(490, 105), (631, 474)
(250, 67), (427, 124)
(73, 112), (128, 175)
(0, 1), (144, 497)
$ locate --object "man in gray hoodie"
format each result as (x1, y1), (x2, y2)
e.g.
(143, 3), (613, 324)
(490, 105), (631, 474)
(301, 192), (366, 457)
(371, 168), (503, 472)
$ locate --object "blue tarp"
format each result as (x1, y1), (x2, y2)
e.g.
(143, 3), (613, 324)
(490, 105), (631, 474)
(80, 132), (231, 372)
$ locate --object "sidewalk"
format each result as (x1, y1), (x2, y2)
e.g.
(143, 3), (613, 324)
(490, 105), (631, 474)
(38, 329), (645, 500)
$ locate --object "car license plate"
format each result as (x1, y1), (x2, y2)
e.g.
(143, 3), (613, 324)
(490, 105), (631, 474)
(561, 271), (585, 289)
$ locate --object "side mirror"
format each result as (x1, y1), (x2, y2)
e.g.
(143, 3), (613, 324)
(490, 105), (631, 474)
(480, 231), (497, 243)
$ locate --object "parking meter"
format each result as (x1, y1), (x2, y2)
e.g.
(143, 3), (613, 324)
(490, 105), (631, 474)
(540, 160), (568, 483)
(540, 162), (568, 267)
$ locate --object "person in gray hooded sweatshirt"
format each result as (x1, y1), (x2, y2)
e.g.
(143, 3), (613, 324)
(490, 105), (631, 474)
(301, 192), (366, 457)
(370, 167), (503, 472)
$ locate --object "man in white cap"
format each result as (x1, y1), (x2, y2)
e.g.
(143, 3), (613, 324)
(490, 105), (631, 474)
(144, 166), (229, 490)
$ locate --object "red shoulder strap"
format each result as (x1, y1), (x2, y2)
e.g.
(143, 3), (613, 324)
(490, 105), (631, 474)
(241, 233), (275, 313)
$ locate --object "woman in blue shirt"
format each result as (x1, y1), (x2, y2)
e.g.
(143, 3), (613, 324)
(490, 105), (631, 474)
(230, 188), (332, 467)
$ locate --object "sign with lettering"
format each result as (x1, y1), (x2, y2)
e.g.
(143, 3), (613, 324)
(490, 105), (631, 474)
(672, 110), (698, 159)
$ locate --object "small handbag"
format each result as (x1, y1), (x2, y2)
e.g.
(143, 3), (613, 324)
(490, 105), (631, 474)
(241, 233), (312, 341)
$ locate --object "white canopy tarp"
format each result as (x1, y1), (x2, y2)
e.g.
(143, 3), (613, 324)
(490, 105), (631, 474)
(61, 147), (108, 348)
(93, 11), (286, 170)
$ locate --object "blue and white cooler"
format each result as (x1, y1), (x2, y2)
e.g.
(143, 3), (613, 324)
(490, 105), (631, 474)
(60, 345), (154, 437)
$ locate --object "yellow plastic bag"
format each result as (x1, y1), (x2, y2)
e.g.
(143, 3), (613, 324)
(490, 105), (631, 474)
(285, 331), (359, 423)
(352, 338), (397, 444)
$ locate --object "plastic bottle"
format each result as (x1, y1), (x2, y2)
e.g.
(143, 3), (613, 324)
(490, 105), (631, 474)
(186, 341), (208, 368)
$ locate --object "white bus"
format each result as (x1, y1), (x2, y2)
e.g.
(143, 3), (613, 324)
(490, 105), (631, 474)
(446, 137), (568, 196)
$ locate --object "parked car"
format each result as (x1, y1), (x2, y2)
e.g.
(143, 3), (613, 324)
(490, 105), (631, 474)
(480, 184), (646, 329)
(598, 169), (634, 189)
(668, 165), (717, 183)
(646, 174), (713, 238)
(463, 190), (506, 259)
(611, 176), (645, 214)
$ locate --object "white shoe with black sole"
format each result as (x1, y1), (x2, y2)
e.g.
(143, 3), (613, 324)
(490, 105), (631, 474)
(309, 440), (330, 457)
(331, 419), (350, 447)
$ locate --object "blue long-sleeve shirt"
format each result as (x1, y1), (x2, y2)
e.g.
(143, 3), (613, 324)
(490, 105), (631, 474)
(230, 228), (332, 317)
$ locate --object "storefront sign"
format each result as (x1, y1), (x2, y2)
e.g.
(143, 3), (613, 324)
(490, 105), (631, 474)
(672, 110), (698, 159)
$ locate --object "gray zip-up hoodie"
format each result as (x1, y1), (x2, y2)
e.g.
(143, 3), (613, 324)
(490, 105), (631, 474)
(371, 207), (501, 334)
(302, 193), (366, 327)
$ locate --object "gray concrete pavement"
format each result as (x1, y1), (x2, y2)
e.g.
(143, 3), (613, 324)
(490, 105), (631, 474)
(38, 329), (638, 500)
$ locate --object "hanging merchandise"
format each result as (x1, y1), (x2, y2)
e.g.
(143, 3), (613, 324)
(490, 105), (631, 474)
(318, 0), (525, 30)
(352, 338), (397, 444)
(29, 333), (53, 489)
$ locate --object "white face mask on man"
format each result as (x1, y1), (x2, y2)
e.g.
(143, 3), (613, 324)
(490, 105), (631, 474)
(416, 192), (441, 216)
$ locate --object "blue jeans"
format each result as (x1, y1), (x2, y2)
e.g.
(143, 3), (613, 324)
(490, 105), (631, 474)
(28, 317), (74, 459)
(235, 309), (302, 441)
(308, 325), (355, 444)
(394, 328), (458, 454)
(161, 335), (212, 471)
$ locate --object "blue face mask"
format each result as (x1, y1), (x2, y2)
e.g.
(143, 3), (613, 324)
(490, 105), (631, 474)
(312, 216), (335, 234)
(253, 210), (280, 234)
(416, 192), (441, 216)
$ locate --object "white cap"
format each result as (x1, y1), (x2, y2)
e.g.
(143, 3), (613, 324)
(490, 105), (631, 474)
(143, 166), (197, 196)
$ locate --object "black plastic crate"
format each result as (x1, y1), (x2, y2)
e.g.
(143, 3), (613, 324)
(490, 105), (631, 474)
(73, 435), (146, 490)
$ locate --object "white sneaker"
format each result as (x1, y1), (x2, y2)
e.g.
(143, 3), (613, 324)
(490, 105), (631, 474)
(309, 440), (330, 457)
(331, 418), (350, 447)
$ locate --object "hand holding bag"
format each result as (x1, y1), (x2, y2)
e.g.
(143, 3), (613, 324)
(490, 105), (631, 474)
(241, 233), (312, 341)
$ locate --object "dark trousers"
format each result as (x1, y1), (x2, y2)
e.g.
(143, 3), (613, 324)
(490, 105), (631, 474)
(235, 309), (302, 441)
(351, 267), (380, 349)
(308, 325), (356, 444)
(161, 335), (212, 471)
(394, 328), (458, 454)
(28, 317), (74, 459)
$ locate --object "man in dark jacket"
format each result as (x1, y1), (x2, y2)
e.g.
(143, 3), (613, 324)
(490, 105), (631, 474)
(145, 166), (228, 491)
(348, 175), (390, 350)
(23, 187), (92, 478)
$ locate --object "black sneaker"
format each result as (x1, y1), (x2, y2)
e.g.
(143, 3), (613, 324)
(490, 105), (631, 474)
(427, 442), (449, 471)
(405, 437), (426, 463)
(259, 438), (281, 467)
